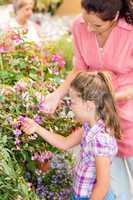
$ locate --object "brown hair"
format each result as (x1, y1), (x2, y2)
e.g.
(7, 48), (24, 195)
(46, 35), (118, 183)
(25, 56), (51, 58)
(71, 71), (121, 139)
(13, 0), (34, 13)
(81, 0), (133, 25)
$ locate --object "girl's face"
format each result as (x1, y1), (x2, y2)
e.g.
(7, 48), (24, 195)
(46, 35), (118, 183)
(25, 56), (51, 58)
(16, 0), (34, 20)
(69, 88), (96, 123)
(81, 9), (116, 34)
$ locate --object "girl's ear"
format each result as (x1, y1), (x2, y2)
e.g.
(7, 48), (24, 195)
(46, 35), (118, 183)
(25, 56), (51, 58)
(86, 100), (96, 111)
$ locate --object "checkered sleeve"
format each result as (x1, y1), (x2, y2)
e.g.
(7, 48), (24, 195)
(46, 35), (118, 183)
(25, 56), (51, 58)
(91, 133), (118, 157)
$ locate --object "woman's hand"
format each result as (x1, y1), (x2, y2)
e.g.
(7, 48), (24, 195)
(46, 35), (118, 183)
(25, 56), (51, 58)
(115, 87), (133, 101)
(43, 91), (61, 114)
(21, 118), (39, 135)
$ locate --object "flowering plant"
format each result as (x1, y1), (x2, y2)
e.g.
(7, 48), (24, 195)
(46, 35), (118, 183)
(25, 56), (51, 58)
(0, 78), (77, 199)
(0, 24), (76, 199)
(0, 28), (65, 85)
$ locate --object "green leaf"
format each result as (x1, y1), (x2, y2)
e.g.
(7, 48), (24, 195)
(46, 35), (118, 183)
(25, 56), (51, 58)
(0, 95), (5, 102)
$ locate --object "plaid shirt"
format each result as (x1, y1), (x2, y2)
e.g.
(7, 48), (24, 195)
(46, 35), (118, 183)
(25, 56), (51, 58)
(72, 120), (118, 198)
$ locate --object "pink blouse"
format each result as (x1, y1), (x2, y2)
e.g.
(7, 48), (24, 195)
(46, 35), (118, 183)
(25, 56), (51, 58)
(71, 15), (133, 156)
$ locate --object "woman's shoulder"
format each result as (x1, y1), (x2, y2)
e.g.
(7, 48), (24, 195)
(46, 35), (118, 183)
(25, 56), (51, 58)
(71, 14), (85, 32)
(117, 18), (133, 32)
(7, 17), (19, 28)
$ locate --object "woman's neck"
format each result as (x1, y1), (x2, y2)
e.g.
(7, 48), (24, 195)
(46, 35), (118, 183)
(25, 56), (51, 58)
(98, 20), (117, 37)
(16, 16), (28, 27)
(96, 20), (118, 48)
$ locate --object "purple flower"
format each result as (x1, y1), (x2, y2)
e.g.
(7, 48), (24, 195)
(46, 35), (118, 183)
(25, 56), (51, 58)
(15, 138), (21, 145)
(18, 116), (25, 124)
(13, 129), (22, 137)
(34, 115), (42, 125)
(39, 101), (45, 113)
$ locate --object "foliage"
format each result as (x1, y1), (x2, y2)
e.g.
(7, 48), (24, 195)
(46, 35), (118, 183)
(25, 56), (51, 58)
(34, 0), (63, 14)
(0, 28), (66, 85)
(0, 133), (40, 200)
(0, 0), (11, 5)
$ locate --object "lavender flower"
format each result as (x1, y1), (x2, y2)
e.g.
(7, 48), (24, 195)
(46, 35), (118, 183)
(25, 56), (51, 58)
(34, 115), (42, 125)
(15, 138), (21, 145)
(18, 116), (25, 124)
(13, 129), (22, 137)
(38, 101), (45, 113)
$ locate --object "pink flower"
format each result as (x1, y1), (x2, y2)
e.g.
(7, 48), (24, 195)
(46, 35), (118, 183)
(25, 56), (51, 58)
(59, 60), (65, 68)
(52, 54), (61, 62)
(0, 45), (8, 53)
(15, 81), (27, 92)
(32, 151), (53, 162)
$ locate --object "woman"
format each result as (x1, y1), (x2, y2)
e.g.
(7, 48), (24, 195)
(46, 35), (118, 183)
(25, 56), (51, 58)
(8, 0), (41, 45)
(43, 0), (133, 199)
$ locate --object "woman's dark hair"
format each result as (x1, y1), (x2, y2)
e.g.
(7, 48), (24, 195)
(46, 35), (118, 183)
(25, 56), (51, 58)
(81, 0), (133, 24)
(71, 71), (121, 139)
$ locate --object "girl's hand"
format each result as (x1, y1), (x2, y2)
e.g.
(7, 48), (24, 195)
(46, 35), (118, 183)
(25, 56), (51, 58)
(21, 118), (39, 135)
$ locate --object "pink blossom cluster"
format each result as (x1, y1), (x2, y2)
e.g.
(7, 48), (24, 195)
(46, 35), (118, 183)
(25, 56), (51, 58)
(32, 151), (53, 162)
(14, 81), (27, 92)
(51, 54), (65, 68)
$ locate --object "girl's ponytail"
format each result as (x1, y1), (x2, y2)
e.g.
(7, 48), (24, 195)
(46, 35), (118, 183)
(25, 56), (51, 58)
(97, 72), (121, 139)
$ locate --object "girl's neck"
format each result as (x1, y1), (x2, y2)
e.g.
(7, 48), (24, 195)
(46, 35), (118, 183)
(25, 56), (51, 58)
(87, 117), (99, 128)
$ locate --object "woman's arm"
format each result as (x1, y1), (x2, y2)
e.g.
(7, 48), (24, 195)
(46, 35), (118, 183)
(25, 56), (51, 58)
(90, 156), (110, 200)
(43, 19), (89, 114)
(22, 118), (83, 150)
(43, 67), (81, 114)
(115, 86), (133, 101)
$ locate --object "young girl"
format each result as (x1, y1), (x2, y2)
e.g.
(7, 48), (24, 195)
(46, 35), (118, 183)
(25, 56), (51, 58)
(22, 72), (121, 200)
